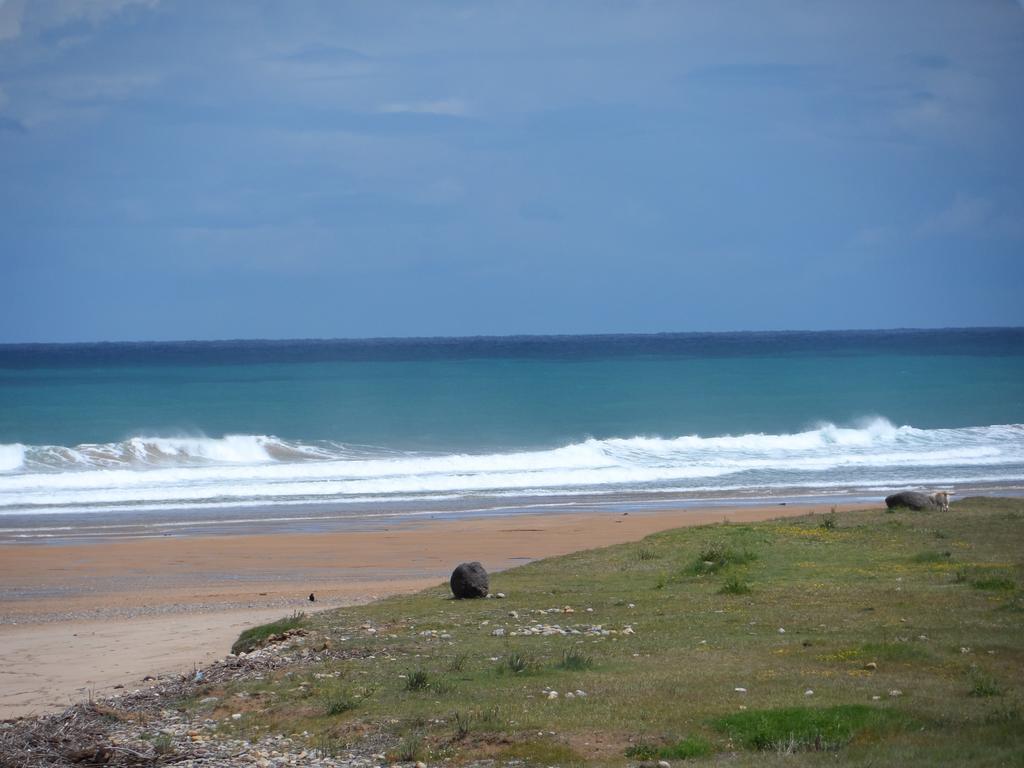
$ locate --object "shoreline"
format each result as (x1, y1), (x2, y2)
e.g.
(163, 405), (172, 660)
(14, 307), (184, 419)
(4, 485), (1020, 546)
(0, 501), (870, 719)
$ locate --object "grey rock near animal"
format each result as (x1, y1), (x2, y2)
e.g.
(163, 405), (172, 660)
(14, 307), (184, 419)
(885, 491), (939, 511)
(450, 561), (489, 599)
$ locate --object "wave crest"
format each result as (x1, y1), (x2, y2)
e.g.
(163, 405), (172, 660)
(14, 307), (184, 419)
(1, 420), (1022, 515)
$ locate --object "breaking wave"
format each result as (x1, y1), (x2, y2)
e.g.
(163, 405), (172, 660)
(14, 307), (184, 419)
(1, 419), (1022, 515)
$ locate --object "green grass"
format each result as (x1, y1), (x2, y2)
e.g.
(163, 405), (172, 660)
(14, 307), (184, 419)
(714, 704), (911, 752)
(557, 646), (594, 671)
(968, 672), (1004, 698)
(692, 541), (758, 574)
(211, 497), (1024, 766)
(972, 577), (1017, 591)
(625, 735), (713, 759)
(719, 575), (752, 595)
(230, 611), (306, 655)
(403, 668), (432, 691)
(910, 549), (952, 563)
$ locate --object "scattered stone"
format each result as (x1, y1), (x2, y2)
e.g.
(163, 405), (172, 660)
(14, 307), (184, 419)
(546, 690), (559, 699)
(734, 687), (747, 693)
(889, 689), (903, 697)
(777, 627), (786, 634)
(450, 561), (489, 599)
(804, 689), (814, 696)
(491, 628), (506, 637)
(658, 761), (671, 768)
(864, 662), (878, 671)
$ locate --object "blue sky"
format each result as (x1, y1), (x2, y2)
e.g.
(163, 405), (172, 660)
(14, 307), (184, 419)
(1, 1), (1022, 343)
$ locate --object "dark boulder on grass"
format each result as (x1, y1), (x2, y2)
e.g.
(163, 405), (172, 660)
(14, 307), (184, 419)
(450, 561), (489, 599)
(885, 491), (938, 511)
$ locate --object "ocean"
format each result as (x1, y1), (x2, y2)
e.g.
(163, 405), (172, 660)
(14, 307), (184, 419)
(1, 329), (1023, 541)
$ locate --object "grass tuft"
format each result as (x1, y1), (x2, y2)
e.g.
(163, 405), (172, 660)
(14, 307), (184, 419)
(404, 668), (431, 691)
(719, 575), (752, 595)
(693, 542), (758, 574)
(388, 732), (425, 762)
(969, 672), (1004, 698)
(500, 652), (531, 675)
(557, 646), (594, 671)
(635, 545), (660, 561)
(323, 686), (356, 715)
(231, 611), (305, 655)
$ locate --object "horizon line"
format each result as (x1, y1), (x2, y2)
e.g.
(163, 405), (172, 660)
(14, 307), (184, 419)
(1, 325), (1022, 349)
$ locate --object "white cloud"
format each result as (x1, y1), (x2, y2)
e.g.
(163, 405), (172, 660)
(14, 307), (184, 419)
(379, 98), (471, 117)
(0, 0), (25, 41)
(0, 0), (157, 42)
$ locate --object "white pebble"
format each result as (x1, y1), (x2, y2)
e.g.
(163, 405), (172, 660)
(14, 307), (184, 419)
(547, 690), (559, 699)
(231, 713), (242, 720)
(734, 687), (747, 693)
(889, 689), (903, 697)
(778, 627), (786, 634)
(804, 689), (814, 696)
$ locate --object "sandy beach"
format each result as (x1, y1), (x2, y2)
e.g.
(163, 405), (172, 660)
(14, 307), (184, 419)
(0, 502), (870, 719)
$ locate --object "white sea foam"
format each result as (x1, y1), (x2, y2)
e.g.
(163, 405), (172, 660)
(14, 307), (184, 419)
(1, 420), (1022, 515)
(0, 443), (25, 472)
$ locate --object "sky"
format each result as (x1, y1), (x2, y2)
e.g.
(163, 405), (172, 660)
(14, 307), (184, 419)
(0, 1), (1022, 343)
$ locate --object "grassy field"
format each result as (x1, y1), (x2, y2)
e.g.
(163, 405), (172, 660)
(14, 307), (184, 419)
(194, 497), (1023, 766)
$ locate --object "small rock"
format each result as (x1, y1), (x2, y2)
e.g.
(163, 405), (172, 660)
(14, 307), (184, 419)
(415, 762), (427, 768)
(864, 662), (878, 671)
(491, 628), (506, 637)
(547, 690), (559, 699)
(575, 689), (587, 697)
(231, 713), (243, 720)
(777, 627), (786, 634)
(658, 761), (671, 768)
(804, 689), (814, 696)
(495, 592), (506, 599)
(734, 687), (747, 693)
(889, 689), (903, 698)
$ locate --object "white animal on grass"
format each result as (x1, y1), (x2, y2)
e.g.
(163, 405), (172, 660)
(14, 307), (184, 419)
(929, 491), (952, 513)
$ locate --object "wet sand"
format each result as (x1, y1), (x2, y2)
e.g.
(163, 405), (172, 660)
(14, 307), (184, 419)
(0, 502), (869, 718)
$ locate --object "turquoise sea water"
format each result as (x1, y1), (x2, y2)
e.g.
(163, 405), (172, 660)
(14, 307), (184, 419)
(1, 329), (1022, 538)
